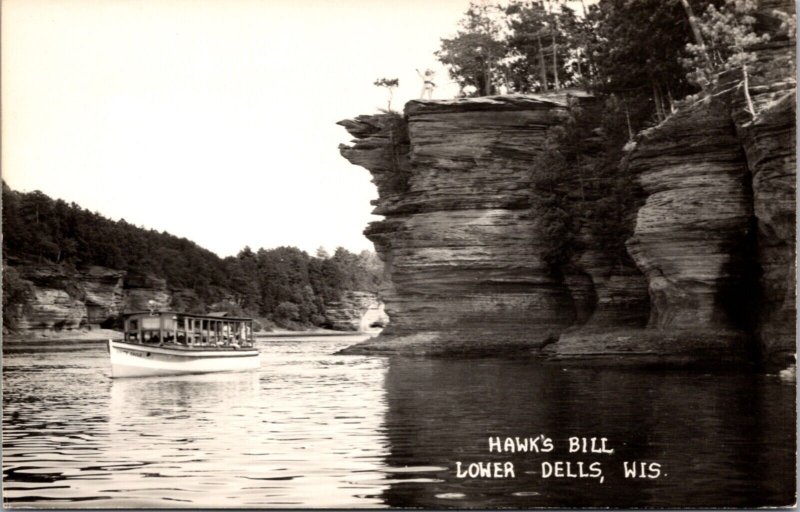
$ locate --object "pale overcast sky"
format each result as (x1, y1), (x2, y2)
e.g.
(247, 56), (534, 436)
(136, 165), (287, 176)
(3, 0), (469, 257)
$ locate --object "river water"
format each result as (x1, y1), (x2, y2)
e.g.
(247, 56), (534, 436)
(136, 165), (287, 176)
(2, 335), (795, 508)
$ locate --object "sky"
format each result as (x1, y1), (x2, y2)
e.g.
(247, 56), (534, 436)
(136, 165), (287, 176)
(3, 0), (470, 257)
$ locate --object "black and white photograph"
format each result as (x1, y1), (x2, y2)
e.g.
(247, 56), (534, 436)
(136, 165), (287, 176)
(2, 0), (796, 508)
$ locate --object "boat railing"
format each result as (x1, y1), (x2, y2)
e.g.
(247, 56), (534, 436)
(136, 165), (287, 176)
(120, 338), (255, 350)
(122, 312), (256, 350)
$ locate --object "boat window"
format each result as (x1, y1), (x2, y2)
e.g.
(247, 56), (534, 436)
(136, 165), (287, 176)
(141, 317), (160, 330)
(129, 319), (138, 331)
(176, 318), (185, 329)
(142, 330), (162, 343)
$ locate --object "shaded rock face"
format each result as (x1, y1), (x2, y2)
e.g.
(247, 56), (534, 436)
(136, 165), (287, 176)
(18, 289), (88, 331)
(625, 103), (753, 331)
(340, 10), (794, 360)
(730, 39), (796, 362)
(573, 39), (794, 363)
(324, 291), (388, 331)
(82, 266), (126, 324)
(15, 265), (125, 331)
(340, 48), (794, 360)
(551, 98), (650, 331)
(122, 273), (171, 312)
(11, 265), (174, 335)
(572, 252), (650, 329)
(340, 95), (593, 351)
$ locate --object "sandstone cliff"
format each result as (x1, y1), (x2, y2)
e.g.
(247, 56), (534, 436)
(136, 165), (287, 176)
(340, 96), (583, 355)
(731, 40), (797, 363)
(324, 291), (389, 331)
(338, 44), (794, 362)
(6, 262), (390, 338)
(8, 264), (173, 337)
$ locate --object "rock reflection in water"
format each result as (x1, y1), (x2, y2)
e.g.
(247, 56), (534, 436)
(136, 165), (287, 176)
(3, 339), (795, 508)
(379, 358), (795, 508)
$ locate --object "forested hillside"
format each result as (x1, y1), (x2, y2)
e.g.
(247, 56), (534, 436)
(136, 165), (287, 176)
(2, 183), (384, 330)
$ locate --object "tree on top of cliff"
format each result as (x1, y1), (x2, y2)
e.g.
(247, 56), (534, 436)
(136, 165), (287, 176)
(587, 0), (714, 121)
(504, 1), (590, 92)
(437, 0), (715, 106)
(683, 0), (772, 116)
(436, 2), (508, 96)
(438, 1), (587, 95)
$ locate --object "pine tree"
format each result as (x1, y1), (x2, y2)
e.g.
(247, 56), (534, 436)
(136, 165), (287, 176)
(683, 0), (772, 117)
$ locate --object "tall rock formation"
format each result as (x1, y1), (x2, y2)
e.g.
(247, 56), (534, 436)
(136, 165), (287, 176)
(730, 39), (797, 363)
(339, 94), (644, 355)
(338, 46), (794, 361)
(625, 102), (753, 332)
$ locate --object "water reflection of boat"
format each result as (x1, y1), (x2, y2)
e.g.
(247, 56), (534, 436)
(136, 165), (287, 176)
(108, 311), (260, 378)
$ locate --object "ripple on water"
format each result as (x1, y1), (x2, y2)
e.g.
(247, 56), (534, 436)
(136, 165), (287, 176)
(383, 466), (448, 473)
(3, 336), (797, 508)
(436, 492), (467, 499)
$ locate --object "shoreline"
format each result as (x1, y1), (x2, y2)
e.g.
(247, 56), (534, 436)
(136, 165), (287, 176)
(3, 327), (379, 346)
(257, 328), (379, 338)
(4, 328), (124, 345)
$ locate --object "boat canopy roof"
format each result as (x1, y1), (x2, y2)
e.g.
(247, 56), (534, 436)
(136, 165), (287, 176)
(123, 311), (253, 322)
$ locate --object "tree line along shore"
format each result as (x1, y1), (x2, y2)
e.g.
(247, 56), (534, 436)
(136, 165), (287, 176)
(2, 183), (386, 334)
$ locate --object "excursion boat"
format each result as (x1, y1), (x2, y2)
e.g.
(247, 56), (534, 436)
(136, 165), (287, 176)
(108, 311), (260, 378)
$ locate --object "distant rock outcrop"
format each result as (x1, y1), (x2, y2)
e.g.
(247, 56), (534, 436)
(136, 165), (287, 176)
(324, 291), (388, 331)
(9, 264), (172, 336)
(14, 265), (125, 331)
(7, 263), (387, 339)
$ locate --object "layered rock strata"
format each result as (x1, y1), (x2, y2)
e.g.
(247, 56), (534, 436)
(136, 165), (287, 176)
(9, 264), (171, 336)
(340, 95), (604, 355)
(340, 2), (794, 359)
(551, 100), (757, 362)
(122, 273), (171, 312)
(340, 52), (794, 360)
(552, 31), (795, 362)
(625, 102), (753, 331)
(14, 265), (125, 331)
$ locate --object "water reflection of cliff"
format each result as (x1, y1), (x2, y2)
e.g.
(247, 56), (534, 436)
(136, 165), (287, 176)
(379, 357), (795, 508)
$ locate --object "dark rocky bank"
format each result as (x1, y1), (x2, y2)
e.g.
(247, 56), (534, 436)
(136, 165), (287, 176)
(5, 263), (385, 338)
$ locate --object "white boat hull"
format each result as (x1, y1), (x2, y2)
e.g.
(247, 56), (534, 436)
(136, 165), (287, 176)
(109, 340), (260, 378)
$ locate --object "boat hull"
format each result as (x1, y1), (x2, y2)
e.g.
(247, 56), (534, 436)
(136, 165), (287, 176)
(109, 340), (260, 378)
